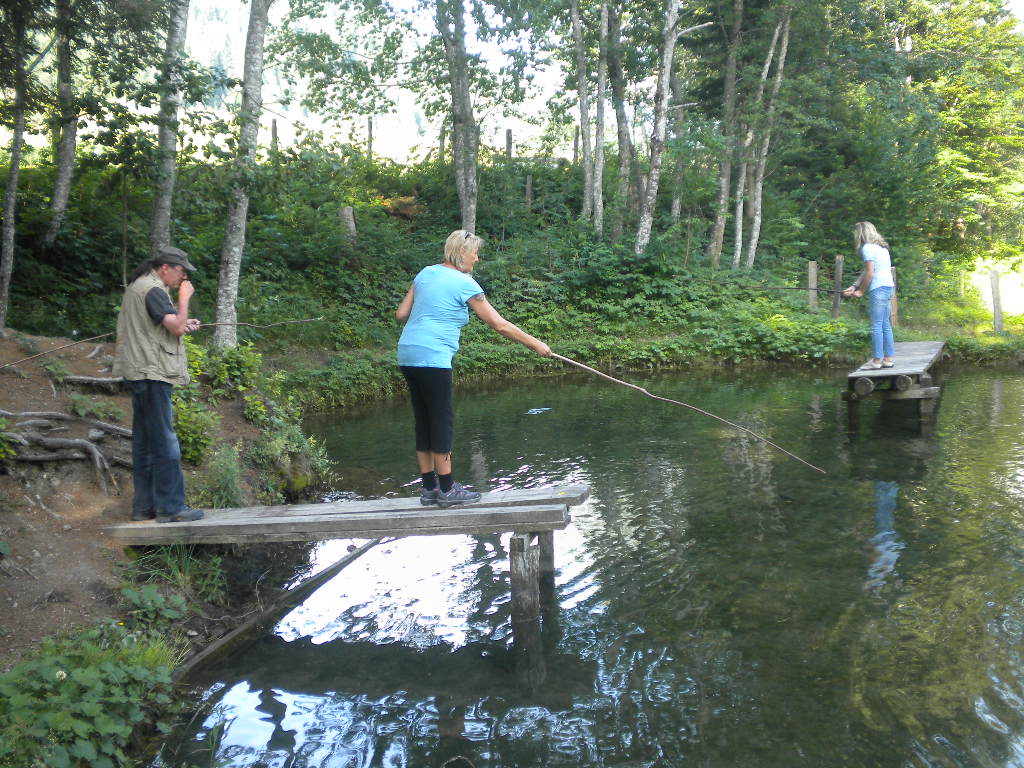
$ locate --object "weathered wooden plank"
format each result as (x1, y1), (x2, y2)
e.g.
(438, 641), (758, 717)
(189, 484), (590, 522)
(847, 341), (944, 381)
(105, 504), (571, 545)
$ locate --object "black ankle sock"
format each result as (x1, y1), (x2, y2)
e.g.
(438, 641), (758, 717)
(438, 473), (454, 493)
(422, 472), (438, 490)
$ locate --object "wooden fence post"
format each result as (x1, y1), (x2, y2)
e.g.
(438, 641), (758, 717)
(991, 269), (1003, 332)
(831, 255), (844, 319)
(808, 260), (818, 311)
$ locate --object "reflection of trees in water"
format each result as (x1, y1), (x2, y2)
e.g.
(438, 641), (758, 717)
(164, 372), (1024, 767)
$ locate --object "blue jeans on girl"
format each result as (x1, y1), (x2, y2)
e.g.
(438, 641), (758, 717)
(868, 286), (895, 359)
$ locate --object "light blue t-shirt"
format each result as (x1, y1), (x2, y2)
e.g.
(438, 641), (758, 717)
(862, 242), (895, 291)
(397, 264), (484, 368)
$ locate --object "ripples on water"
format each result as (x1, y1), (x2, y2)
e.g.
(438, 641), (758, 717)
(155, 367), (1024, 768)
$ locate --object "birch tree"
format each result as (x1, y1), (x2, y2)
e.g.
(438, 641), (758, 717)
(148, 0), (189, 260)
(0, 2), (53, 331)
(731, 16), (782, 269)
(436, 0), (479, 231)
(743, 9), (790, 269)
(43, 0), (76, 247)
(570, 0), (594, 221)
(633, 0), (681, 255)
(214, 0), (275, 348)
(592, 1), (608, 235)
(704, 0), (743, 268)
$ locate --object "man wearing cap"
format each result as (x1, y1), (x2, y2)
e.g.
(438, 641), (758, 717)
(113, 246), (204, 523)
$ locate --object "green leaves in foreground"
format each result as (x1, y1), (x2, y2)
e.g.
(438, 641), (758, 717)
(0, 621), (175, 768)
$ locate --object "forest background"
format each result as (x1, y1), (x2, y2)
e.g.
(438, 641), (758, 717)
(1, 0), (1023, 413)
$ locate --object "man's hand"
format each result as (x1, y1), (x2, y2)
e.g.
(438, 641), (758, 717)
(184, 319), (201, 333)
(178, 279), (195, 302)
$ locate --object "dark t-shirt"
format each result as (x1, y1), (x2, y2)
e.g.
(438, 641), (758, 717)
(145, 286), (174, 323)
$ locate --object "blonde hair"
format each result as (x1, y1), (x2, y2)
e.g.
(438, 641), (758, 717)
(443, 229), (484, 269)
(853, 221), (889, 251)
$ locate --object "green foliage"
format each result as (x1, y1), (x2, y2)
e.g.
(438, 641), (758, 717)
(247, 422), (334, 502)
(120, 585), (187, 631)
(39, 356), (71, 383)
(172, 385), (219, 465)
(67, 393), (124, 422)
(205, 342), (262, 395)
(0, 418), (14, 461)
(125, 545), (227, 607)
(0, 621), (175, 768)
(243, 393), (269, 426)
(188, 444), (245, 510)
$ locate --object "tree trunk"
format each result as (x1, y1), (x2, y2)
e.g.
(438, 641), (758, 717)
(436, 0), (478, 231)
(704, 0), (743, 268)
(592, 2), (608, 236)
(0, 15), (28, 331)
(634, 0), (682, 255)
(148, 0), (190, 259)
(607, 6), (635, 241)
(214, 0), (275, 349)
(570, 0), (593, 220)
(733, 17), (780, 267)
(44, 0), (78, 248)
(744, 11), (790, 270)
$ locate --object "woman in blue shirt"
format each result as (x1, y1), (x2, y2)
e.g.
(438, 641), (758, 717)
(396, 230), (551, 507)
(842, 221), (896, 370)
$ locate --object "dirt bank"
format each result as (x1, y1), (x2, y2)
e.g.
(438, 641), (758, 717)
(0, 330), (258, 672)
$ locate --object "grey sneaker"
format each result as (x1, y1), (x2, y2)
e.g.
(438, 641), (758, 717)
(436, 482), (482, 508)
(156, 506), (204, 524)
(420, 487), (440, 506)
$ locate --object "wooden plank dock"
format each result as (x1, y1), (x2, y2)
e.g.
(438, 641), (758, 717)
(842, 340), (945, 419)
(103, 485), (589, 545)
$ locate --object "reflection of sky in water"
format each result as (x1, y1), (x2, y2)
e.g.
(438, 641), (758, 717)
(157, 369), (1024, 768)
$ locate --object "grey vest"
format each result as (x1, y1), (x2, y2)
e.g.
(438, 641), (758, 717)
(112, 271), (190, 385)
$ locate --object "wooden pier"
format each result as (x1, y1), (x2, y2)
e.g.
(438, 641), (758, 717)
(842, 340), (945, 421)
(103, 485), (588, 545)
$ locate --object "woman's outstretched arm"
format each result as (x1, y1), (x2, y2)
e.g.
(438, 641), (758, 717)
(469, 295), (551, 356)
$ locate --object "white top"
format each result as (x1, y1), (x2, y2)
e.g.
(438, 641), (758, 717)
(862, 243), (894, 291)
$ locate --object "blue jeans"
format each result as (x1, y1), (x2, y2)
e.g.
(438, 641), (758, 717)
(868, 286), (895, 359)
(127, 379), (186, 516)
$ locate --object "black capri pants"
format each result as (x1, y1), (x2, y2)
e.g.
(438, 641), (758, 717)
(400, 366), (454, 454)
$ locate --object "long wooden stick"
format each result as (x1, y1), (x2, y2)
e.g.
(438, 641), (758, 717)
(0, 318), (324, 371)
(551, 353), (826, 474)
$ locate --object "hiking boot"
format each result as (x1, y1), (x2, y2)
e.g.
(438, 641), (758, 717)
(436, 483), (482, 508)
(156, 506), (204, 524)
(420, 487), (440, 506)
(131, 508), (156, 521)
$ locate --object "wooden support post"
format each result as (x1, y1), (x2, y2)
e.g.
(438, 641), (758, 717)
(525, 174), (533, 212)
(537, 530), (555, 609)
(890, 268), (899, 328)
(991, 269), (1003, 333)
(893, 374), (912, 391)
(509, 533), (546, 692)
(832, 255), (845, 319)
(853, 376), (875, 396)
(506, 128), (512, 159)
(808, 260), (818, 311)
(510, 534), (540, 621)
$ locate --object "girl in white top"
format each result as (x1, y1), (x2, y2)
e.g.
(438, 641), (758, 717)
(842, 222), (896, 369)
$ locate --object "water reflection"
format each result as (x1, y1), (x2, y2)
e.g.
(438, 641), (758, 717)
(154, 368), (1024, 767)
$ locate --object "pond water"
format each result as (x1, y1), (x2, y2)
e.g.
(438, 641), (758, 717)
(156, 365), (1024, 768)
